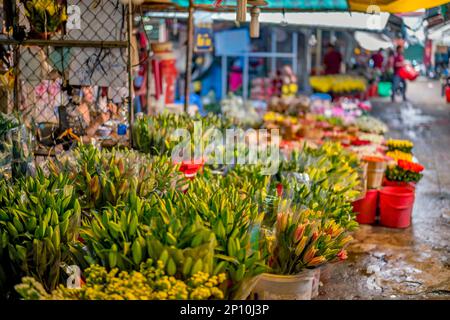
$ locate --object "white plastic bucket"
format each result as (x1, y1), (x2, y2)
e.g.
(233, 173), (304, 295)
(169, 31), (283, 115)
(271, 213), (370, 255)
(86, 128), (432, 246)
(250, 271), (315, 300)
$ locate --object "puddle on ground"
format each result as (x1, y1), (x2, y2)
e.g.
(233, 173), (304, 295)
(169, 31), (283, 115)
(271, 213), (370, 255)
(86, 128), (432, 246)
(400, 103), (435, 128)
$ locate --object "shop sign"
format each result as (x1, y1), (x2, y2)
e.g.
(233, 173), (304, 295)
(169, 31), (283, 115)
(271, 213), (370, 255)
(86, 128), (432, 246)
(194, 23), (213, 53)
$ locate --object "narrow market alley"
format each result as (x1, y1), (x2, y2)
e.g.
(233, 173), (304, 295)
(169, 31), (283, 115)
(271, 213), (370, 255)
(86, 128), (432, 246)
(318, 78), (450, 300)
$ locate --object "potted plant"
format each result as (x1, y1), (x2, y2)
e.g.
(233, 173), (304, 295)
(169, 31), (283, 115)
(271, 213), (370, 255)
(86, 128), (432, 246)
(21, 0), (68, 39)
(250, 208), (352, 300)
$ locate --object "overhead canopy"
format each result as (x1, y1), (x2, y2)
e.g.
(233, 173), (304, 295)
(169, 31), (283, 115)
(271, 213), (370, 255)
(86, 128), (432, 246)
(349, 0), (450, 13)
(354, 31), (393, 51)
(151, 0), (450, 13)
(428, 23), (450, 44)
(211, 12), (390, 31)
(142, 11), (390, 31)
(169, 0), (349, 11)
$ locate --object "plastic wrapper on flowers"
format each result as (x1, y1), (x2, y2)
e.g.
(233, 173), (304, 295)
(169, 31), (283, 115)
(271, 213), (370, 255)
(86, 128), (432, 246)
(0, 115), (35, 180)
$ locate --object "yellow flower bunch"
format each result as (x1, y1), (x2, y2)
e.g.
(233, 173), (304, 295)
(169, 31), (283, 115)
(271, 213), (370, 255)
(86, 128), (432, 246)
(310, 75), (367, 93)
(15, 260), (227, 300)
(386, 139), (414, 153)
(263, 112), (288, 123)
(386, 150), (413, 162)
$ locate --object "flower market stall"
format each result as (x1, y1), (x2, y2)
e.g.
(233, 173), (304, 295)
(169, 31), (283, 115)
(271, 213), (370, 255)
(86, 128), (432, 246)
(0, 91), (428, 300)
(0, 0), (438, 303)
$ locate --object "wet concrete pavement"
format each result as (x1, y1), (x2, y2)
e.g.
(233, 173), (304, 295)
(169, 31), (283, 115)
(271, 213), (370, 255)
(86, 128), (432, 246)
(317, 78), (450, 300)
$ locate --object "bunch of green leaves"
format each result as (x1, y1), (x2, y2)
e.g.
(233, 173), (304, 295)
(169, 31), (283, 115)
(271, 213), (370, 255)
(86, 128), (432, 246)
(50, 144), (183, 210)
(0, 113), (20, 139)
(279, 142), (361, 231)
(385, 165), (423, 183)
(75, 190), (218, 279)
(132, 113), (233, 156)
(0, 169), (81, 294)
(185, 178), (268, 296)
(203, 164), (279, 227)
(314, 115), (345, 128)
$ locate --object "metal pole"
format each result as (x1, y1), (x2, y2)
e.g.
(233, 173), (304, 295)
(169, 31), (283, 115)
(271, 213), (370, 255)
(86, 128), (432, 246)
(271, 29), (277, 74)
(184, 2), (194, 113)
(304, 29), (312, 93)
(221, 55), (227, 99)
(315, 29), (322, 74)
(127, 1), (134, 146)
(243, 53), (249, 101)
(13, 45), (20, 113)
(292, 32), (298, 75)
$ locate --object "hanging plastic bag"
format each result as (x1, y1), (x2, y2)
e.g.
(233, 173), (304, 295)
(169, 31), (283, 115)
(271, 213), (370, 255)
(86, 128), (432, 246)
(399, 64), (419, 81)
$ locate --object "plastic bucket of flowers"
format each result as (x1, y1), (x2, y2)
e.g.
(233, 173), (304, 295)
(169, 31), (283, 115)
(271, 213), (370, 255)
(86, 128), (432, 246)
(251, 209), (352, 300)
(384, 159), (424, 191)
(353, 189), (379, 225)
(379, 186), (415, 228)
(363, 156), (387, 189)
(382, 179), (416, 189)
(250, 271), (315, 300)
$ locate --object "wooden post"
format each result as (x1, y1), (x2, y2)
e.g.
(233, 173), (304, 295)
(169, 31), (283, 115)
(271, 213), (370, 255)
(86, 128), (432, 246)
(12, 1), (20, 114)
(236, 0), (248, 23)
(127, 0), (134, 146)
(249, 6), (260, 38)
(184, 2), (194, 113)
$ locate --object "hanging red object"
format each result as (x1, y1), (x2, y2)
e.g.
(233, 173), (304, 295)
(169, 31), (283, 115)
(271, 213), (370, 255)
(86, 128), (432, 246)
(398, 65), (419, 81)
(445, 86), (450, 103)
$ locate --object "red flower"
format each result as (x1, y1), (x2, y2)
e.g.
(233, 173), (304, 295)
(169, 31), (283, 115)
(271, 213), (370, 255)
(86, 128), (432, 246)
(398, 160), (424, 173)
(276, 183), (283, 197)
(337, 249), (348, 261)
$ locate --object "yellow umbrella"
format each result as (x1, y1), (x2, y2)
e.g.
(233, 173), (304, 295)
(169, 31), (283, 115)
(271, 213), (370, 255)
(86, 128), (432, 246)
(349, 0), (449, 13)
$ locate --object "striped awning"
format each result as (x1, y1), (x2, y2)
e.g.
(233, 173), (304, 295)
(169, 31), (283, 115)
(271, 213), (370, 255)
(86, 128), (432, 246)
(152, 0), (450, 13)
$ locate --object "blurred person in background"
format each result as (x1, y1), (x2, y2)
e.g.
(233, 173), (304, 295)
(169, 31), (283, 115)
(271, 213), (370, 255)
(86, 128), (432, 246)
(371, 49), (384, 70)
(391, 45), (407, 102)
(60, 86), (118, 144)
(323, 43), (342, 75)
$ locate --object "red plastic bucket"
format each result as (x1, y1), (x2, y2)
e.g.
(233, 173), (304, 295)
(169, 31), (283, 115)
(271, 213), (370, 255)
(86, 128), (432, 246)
(353, 189), (378, 224)
(382, 178), (416, 190)
(379, 186), (415, 228)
